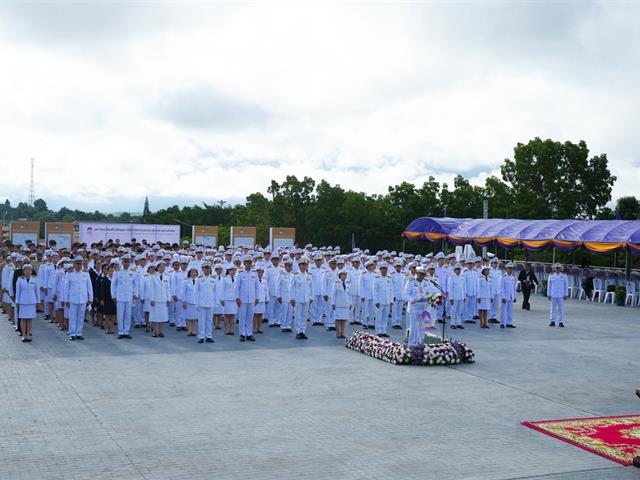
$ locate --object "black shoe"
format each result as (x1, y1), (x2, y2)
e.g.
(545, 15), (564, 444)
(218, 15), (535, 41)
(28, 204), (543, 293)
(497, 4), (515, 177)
(500, 325), (505, 328)
(134, 324), (140, 328)
(125, 334), (132, 339)
(326, 327), (336, 331)
(559, 323), (565, 328)
(262, 319), (268, 323)
(506, 325), (516, 329)
(348, 321), (356, 325)
(463, 320), (476, 324)
(206, 338), (215, 343)
(296, 333), (304, 339)
(198, 339), (204, 343)
(338, 335), (346, 339)
(117, 334), (124, 339)
(44, 315), (50, 320)
(256, 330), (263, 334)
(353, 321), (361, 325)
(312, 322), (322, 326)
(21, 338), (28, 342)
(633, 456), (640, 468)
(392, 325), (402, 329)
(214, 326), (221, 330)
(301, 333), (308, 339)
(69, 336), (76, 341)
(76, 336), (84, 340)
(269, 324), (278, 328)
(450, 325), (456, 329)
(169, 323), (175, 327)
(457, 325), (464, 330)
(549, 321), (555, 327)
(488, 318), (499, 324)
(437, 319), (445, 324)
(239, 336), (246, 342)
(362, 325), (368, 330)
(473, 315), (480, 320)
(246, 336), (255, 342)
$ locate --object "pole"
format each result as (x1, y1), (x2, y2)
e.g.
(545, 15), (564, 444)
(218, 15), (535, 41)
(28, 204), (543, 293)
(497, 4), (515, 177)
(625, 250), (631, 280)
(402, 238), (406, 254)
(482, 198), (488, 259)
(552, 247), (556, 265)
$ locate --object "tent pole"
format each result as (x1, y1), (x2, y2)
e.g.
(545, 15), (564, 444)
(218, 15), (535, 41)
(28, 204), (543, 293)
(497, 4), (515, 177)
(402, 239), (406, 254)
(625, 250), (631, 280)
(552, 247), (556, 265)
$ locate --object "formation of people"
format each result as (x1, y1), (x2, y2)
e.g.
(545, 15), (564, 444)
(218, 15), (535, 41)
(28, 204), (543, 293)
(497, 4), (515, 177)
(0, 239), (570, 344)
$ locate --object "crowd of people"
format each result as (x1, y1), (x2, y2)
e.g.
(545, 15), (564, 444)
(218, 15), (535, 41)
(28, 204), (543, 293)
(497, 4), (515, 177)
(0, 238), (570, 344)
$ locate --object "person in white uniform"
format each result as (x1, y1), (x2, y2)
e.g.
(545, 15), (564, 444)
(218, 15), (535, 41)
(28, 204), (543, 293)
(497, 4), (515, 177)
(111, 254), (137, 339)
(323, 257), (339, 331)
(235, 256), (260, 342)
(222, 265), (238, 336)
(309, 255), (327, 325)
(290, 258), (312, 339)
(149, 261), (171, 337)
(195, 262), (217, 343)
(374, 263), (394, 337)
(360, 261), (376, 329)
(476, 265), (492, 329)
(331, 270), (351, 339)
(500, 262), (517, 328)
(447, 264), (466, 329)
(403, 267), (437, 346)
(63, 256), (93, 341)
(277, 259), (294, 332)
(181, 268), (199, 337)
(547, 263), (569, 327)
(15, 264), (39, 342)
(253, 265), (269, 335)
(265, 253), (282, 328)
(488, 258), (501, 323)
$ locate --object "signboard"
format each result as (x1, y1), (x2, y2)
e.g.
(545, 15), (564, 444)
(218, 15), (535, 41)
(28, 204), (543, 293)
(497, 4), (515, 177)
(10, 221), (40, 247)
(269, 227), (296, 249)
(192, 225), (219, 247)
(79, 223), (180, 245)
(230, 226), (256, 248)
(45, 222), (74, 250)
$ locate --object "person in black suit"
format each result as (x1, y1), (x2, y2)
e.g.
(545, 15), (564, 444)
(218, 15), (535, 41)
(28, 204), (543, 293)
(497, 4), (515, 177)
(517, 263), (538, 310)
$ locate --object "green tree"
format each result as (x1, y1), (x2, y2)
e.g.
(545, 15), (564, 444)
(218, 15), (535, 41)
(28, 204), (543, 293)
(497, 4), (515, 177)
(615, 196), (639, 220)
(501, 138), (616, 219)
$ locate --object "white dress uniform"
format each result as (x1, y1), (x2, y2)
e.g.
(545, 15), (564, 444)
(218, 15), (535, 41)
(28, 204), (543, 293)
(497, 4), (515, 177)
(181, 277), (199, 320)
(390, 269), (407, 327)
(374, 273), (394, 335)
(265, 263), (282, 326)
(132, 263), (145, 326)
(254, 276), (269, 315)
(476, 275), (492, 311)
(170, 269), (187, 327)
(63, 269), (93, 338)
(447, 272), (466, 327)
(403, 278), (437, 346)
(111, 264), (138, 336)
(323, 266), (338, 327)
(463, 267), (477, 321)
(489, 265), (502, 320)
(53, 268), (65, 310)
(347, 264), (362, 322)
(290, 270), (312, 334)
(547, 272), (569, 325)
(277, 270), (293, 329)
(235, 269), (260, 338)
(500, 272), (517, 326)
(359, 270), (376, 327)
(1, 263), (15, 305)
(213, 273), (225, 317)
(195, 274), (217, 340)
(331, 279), (352, 320)
(309, 264), (327, 323)
(149, 272), (171, 323)
(222, 274), (238, 315)
(15, 276), (39, 319)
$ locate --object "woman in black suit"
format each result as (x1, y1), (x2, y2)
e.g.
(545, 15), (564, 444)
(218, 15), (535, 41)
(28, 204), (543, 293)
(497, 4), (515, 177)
(99, 262), (117, 334)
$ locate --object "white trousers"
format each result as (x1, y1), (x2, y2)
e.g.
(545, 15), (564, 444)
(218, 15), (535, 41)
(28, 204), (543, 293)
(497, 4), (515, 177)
(173, 300), (185, 327)
(294, 302), (308, 333)
(68, 303), (85, 337)
(464, 296), (476, 320)
(391, 300), (404, 326)
(449, 300), (464, 326)
(280, 301), (293, 328)
(351, 295), (361, 322)
(267, 295), (279, 325)
(238, 302), (254, 337)
(500, 300), (513, 325)
(133, 301), (144, 325)
(312, 295), (324, 322)
(324, 297), (335, 327)
(198, 306), (213, 339)
(116, 301), (132, 335)
(360, 299), (375, 326)
(550, 298), (564, 322)
(490, 294), (501, 319)
(375, 304), (391, 334)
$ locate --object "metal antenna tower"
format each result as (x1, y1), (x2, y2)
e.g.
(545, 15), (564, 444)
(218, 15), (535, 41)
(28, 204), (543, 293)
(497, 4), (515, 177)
(28, 158), (35, 206)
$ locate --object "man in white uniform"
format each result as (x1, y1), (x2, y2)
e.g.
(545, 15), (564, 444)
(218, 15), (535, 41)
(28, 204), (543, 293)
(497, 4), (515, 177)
(111, 254), (137, 339)
(63, 256), (93, 341)
(235, 256), (260, 342)
(547, 263), (569, 327)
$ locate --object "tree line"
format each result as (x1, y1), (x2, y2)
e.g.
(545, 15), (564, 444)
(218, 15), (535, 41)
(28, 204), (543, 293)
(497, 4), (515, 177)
(3, 137), (637, 254)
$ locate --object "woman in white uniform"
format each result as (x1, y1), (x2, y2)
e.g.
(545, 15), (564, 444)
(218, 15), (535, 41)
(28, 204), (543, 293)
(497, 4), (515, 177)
(181, 268), (199, 337)
(142, 264), (156, 332)
(222, 265), (238, 335)
(252, 266), (269, 334)
(149, 261), (171, 337)
(212, 264), (225, 331)
(331, 270), (351, 339)
(15, 264), (39, 342)
(476, 266), (493, 329)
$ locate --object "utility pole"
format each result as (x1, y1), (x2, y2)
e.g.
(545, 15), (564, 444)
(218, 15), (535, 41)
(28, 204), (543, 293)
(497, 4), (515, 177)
(28, 158), (35, 207)
(482, 198), (488, 258)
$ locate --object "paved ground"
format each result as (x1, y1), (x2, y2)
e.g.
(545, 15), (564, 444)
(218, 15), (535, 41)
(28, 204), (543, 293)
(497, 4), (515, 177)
(0, 295), (639, 480)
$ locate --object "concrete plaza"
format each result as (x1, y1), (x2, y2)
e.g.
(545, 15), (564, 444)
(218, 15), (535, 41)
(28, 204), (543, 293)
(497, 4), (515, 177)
(0, 295), (639, 480)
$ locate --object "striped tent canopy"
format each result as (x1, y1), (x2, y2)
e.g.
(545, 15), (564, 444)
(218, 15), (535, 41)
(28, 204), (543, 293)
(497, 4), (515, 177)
(402, 217), (640, 255)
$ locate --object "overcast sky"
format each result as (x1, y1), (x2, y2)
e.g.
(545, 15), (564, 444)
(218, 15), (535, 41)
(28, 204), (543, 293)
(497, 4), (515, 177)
(0, 2), (638, 212)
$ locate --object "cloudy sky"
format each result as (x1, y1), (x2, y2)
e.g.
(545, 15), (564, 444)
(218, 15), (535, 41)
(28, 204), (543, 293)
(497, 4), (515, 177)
(0, 1), (638, 212)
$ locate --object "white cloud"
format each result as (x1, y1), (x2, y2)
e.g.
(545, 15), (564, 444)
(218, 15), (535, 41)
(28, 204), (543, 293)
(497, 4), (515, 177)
(0, 2), (638, 211)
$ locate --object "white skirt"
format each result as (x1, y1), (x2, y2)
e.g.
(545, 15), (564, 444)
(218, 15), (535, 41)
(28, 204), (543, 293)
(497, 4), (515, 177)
(223, 301), (237, 316)
(150, 302), (168, 323)
(18, 303), (37, 319)
(254, 301), (265, 315)
(3, 292), (13, 304)
(334, 306), (350, 321)
(183, 303), (199, 320)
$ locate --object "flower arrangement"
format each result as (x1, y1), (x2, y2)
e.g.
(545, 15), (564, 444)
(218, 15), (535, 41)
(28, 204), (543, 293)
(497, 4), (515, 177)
(428, 292), (444, 308)
(345, 331), (475, 366)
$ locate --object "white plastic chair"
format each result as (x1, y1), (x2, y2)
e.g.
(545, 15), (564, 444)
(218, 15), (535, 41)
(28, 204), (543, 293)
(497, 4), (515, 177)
(626, 281), (638, 306)
(567, 275), (579, 299)
(603, 289), (614, 304)
(592, 278), (605, 302)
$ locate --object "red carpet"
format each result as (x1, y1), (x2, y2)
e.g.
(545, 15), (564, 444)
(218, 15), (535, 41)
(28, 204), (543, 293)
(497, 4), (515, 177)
(523, 415), (640, 465)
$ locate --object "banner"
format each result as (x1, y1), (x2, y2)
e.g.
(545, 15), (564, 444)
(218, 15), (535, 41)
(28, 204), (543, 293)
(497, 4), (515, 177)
(45, 222), (74, 250)
(192, 225), (219, 247)
(230, 226), (256, 248)
(269, 227), (295, 249)
(79, 223), (180, 245)
(10, 221), (40, 247)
